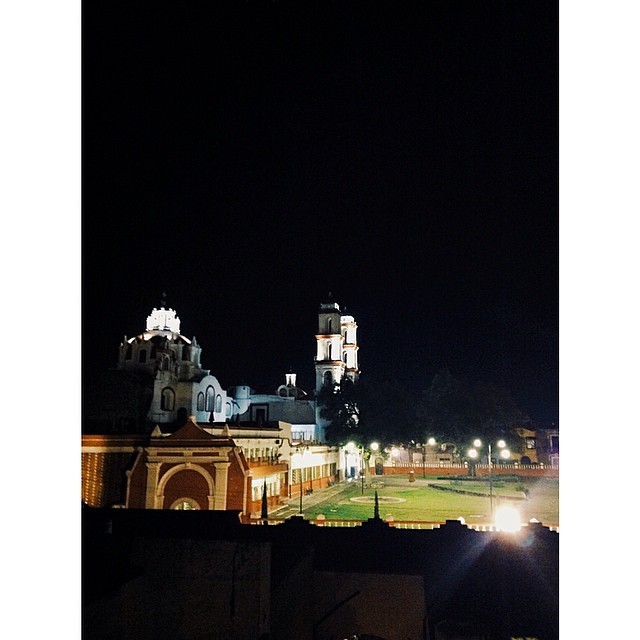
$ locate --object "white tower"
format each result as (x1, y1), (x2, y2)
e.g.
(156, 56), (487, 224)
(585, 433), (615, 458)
(314, 295), (360, 440)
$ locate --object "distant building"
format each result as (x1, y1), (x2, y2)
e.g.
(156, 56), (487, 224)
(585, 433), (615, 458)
(512, 426), (560, 467)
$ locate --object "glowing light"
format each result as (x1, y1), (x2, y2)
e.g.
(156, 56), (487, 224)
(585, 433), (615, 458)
(391, 447), (399, 457)
(495, 505), (522, 532)
(370, 441), (379, 451)
(467, 448), (478, 459)
(473, 439), (482, 447)
(427, 437), (436, 446)
(497, 439), (506, 448)
(500, 448), (510, 459)
(347, 441), (355, 450)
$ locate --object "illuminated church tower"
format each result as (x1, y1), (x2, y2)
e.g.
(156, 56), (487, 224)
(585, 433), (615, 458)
(117, 294), (231, 425)
(314, 295), (360, 439)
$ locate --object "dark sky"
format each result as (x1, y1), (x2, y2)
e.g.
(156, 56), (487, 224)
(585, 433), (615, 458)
(82, 1), (558, 424)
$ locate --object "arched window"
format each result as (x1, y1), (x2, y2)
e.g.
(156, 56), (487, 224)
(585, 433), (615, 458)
(182, 346), (189, 360)
(216, 394), (222, 413)
(323, 371), (333, 386)
(139, 350), (147, 364)
(161, 387), (175, 411)
(125, 344), (132, 360)
(327, 318), (332, 333)
(205, 386), (215, 412)
(162, 357), (170, 371)
(197, 392), (205, 411)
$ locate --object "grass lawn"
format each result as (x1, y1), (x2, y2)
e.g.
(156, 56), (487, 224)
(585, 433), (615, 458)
(301, 476), (559, 527)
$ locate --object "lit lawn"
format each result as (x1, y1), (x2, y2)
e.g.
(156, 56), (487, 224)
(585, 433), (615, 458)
(302, 476), (559, 527)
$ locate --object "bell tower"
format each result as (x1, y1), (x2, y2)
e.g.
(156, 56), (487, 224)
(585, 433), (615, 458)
(314, 295), (360, 441)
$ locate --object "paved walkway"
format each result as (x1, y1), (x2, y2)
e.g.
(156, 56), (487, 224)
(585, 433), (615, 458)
(270, 480), (357, 519)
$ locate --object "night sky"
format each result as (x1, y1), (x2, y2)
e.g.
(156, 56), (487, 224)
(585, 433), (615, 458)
(82, 1), (559, 424)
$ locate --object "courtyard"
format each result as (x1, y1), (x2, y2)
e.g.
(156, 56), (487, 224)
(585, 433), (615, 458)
(275, 474), (559, 528)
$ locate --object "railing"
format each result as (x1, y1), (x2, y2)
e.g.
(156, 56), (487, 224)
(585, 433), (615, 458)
(243, 516), (559, 533)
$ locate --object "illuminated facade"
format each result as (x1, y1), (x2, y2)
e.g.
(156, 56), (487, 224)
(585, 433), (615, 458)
(82, 296), (355, 513)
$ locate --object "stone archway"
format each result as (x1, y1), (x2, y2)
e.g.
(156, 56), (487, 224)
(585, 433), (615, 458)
(157, 464), (215, 510)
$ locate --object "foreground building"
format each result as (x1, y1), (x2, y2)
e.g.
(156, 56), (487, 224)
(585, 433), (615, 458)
(83, 507), (559, 640)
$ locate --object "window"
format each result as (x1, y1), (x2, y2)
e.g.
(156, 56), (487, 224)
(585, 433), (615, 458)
(216, 394), (222, 413)
(525, 438), (536, 450)
(125, 344), (132, 360)
(182, 346), (189, 360)
(161, 387), (175, 411)
(197, 392), (205, 411)
(139, 349), (147, 363)
(205, 386), (215, 412)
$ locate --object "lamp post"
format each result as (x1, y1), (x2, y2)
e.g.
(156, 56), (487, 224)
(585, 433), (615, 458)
(423, 437), (436, 478)
(467, 439), (510, 521)
(370, 441), (379, 479)
(356, 442), (379, 495)
(295, 445), (307, 515)
(299, 466), (303, 514)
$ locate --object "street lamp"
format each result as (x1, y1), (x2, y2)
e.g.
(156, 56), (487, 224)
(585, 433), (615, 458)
(360, 444), (365, 495)
(467, 439), (510, 521)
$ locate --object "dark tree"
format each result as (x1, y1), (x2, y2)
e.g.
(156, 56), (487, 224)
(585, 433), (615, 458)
(318, 375), (420, 448)
(356, 375), (419, 447)
(317, 379), (361, 445)
(415, 369), (530, 457)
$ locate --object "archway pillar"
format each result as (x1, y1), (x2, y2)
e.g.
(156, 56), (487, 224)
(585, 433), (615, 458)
(145, 462), (162, 508)
(212, 462), (232, 510)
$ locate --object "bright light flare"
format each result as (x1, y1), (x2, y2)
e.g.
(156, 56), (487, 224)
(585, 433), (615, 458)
(467, 448), (478, 459)
(500, 448), (510, 459)
(495, 505), (522, 532)
(370, 441), (379, 451)
(473, 439), (482, 447)
(427, 437), (436, 446)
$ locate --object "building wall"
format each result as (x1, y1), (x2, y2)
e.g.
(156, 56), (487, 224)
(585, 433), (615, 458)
(313, 571), (426, 640)
(83, 537), (272, 640)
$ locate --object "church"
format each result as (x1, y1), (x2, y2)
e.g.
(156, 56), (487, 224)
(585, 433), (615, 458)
(81, 296), (363, 517)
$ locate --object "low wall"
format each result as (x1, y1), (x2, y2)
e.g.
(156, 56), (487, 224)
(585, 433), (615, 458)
(377, 463), (558, 478)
